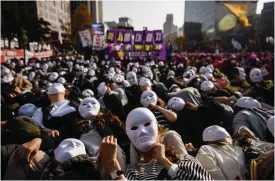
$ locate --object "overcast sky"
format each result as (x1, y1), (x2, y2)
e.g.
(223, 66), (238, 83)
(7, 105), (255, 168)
(103, 0), (273, 30)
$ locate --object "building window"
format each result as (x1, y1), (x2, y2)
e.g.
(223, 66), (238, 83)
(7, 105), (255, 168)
(38, 1), (42, 7)
(53, 0), (55, 6)
(44, 4), (47, 10)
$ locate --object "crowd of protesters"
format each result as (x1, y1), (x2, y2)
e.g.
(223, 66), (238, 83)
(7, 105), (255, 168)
(1, 52), (274, 180)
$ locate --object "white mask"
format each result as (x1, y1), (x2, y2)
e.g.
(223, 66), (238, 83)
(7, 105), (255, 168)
(82, 89), (94, 98)
(132, 67), (138, 73)
(126, 71), (137, 85)
(97, 82), (107, 97)
(88, 70), (95, 77)
(249, 68), (263, 83)
(101, 61), (105, 65)
(49, 72), (59, 82)
(29, 72), (36, 81)
(126, 108), (158, 152)
(167, 97), (185, 112)
(134, 62), (139, 68)
(78, 97), (100, 120)
(145, 71), (153, 80)
(236, 67), (246, 81)
(140, 90), (157, 108)
(91, 63), (97, 70)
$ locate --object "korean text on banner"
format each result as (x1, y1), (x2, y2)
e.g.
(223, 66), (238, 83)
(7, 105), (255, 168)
(224, 3), (251, 27)
(106, 30), (116, 44)
(93, 35), (104, 49)
(145, 31), (154, 45)
(116, 30), (125, 44)
(79, 30), (93, 47)
(123, 30), (132, 44)
(153, 30), (163, 44)
(134, 31), (144, 45)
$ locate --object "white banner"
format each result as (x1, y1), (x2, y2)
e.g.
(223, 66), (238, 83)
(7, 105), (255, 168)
(79, 30), (93, 47)
(93, 35), (104, 49)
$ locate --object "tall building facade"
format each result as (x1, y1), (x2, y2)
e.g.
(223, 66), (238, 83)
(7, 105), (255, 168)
(1, 1), (71, 34)
(184, 0), (257, 50)
(163, 14), (178, 38)
(70, 0), (103, 24)
(36, 1), (71, 33)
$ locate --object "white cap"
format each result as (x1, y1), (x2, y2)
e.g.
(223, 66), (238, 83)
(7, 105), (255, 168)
(204, 67), (213, 74)
(200, 81), (214, 92)
(203, 125), (231, 142)
(139, 77), (152, 87)
(204, 73), (214, 80)
(82, 89), (94, 97)
(54, 139), (86, 163)
(97, 82), (107, 97)
(167, 70), (175, 77)
(57, 77), (66, 85)
(19, 103), (37, 117)
(47, 83), (66, 95)
(199, 67), (206, 74)
(187, 75), (199, 84)
(1, 75), (14, 83)
(235, 97), (262, 109)
(59, 71), (67, 76)
(267, 116), (274, 137)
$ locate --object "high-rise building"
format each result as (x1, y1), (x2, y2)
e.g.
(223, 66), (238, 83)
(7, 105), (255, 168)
(70, 0), (103, 24)
(163, 14), (178, 38)
(1, 1), (71, 34)
(184, 0), (257, 49)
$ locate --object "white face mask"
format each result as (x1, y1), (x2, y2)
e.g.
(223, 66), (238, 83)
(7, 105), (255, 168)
(78, 97), (100, 120)
(140, 90), (157, 108)
(167, 97), (185, 112)
(126, 71), (137, 85)
(249, 68), (263, 83)
(132, 67), (138, 73)
(236, 67), (246, 81)
(101, 61), (105, 65)
(145, 71), (153, 80)
(49, 73), (58, 82)
(126, 108), (158, 152)
(29, 72), (36, 81)
(97, 82), (107, 97)
(88, 70), (95, 77)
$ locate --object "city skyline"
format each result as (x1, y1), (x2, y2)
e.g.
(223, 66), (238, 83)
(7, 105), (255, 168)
(103, 0), (273, 30)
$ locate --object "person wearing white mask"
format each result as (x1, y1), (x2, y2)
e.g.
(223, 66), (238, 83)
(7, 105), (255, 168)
(246, 68), (273, 106)
(31, 83), (77, 142)
(48, 72), (59, 82)
(167, 97), (185, 112)
(226, 67), (251, 93)
(233, 97), (273, 141)
(126, 71), (138, 86)
(76, 97), (127, 179)
(98, 81), (127, 121)
(82, 89), (94, 98)
(41, 138), (101, 180)
(98, 108), (213, 180)
(196, 125), (248, 180)
(140, 90), (177, 129)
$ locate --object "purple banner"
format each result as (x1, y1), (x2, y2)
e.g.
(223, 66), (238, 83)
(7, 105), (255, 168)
(116, 30), (124, 44)
(134, 31), (143, 45)
(153, 30), (163, 44)
(145, 31), (154, 45)
(106, 30), (116, 44)
(123, 30), (132, 44)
